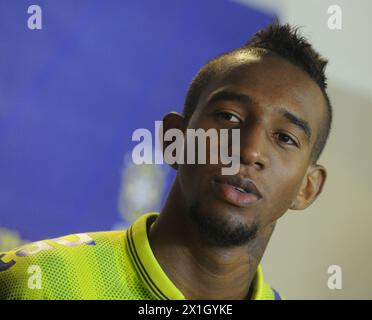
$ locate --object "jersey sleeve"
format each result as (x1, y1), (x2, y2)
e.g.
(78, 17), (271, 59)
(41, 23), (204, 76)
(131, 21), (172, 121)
(0, 231), (126, 300)
(0, 232), (98, 300)
(0, 247), (46, 300)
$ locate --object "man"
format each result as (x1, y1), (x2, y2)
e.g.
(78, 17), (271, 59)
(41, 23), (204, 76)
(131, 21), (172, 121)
(0, 23), (331, 300)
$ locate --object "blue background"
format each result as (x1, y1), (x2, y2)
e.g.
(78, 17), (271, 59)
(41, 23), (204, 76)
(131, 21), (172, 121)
(0, 0), (272, 246)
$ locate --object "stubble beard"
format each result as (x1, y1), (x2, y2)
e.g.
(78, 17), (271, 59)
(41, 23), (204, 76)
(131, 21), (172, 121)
(188, 202), (259, 248)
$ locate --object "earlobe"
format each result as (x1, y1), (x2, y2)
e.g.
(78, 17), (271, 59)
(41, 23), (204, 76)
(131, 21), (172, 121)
(289, 192), (303, 210)
(289, 189), (306, 210)
(290, 164), (327, 210)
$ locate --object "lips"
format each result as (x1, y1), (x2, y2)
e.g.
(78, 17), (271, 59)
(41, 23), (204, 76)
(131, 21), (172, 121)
(211, 175), (262, 208)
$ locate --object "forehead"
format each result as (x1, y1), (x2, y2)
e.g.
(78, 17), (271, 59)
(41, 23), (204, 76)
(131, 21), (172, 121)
(195, 53), (326, 142)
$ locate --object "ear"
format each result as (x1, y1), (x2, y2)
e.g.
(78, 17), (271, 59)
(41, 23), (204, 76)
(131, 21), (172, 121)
(160, 112), (187, 170)
(290, 164), (327, 210)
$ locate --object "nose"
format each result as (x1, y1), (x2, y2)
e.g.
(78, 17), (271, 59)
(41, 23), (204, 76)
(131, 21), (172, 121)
(239, 124), (269, 170)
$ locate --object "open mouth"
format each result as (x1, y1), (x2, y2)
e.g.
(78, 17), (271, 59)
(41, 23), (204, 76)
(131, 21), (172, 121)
(234, 186), (247, 193)
(211, 175), (262, 208)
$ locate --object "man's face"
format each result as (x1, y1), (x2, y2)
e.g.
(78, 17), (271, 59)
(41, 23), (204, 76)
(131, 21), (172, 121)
(175, 54), (327, 247)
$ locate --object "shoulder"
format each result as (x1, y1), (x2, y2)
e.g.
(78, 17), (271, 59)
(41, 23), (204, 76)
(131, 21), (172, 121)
(0, 230), (126, 299)
(252, 265), (285, 300)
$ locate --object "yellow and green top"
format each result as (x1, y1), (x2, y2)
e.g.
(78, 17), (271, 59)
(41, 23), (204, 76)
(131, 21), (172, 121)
(0, 212), (282, 300)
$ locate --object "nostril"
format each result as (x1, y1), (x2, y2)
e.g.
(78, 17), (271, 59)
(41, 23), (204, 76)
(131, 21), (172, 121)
(254, 161), (265, 171)
(239, 152), (266, 170)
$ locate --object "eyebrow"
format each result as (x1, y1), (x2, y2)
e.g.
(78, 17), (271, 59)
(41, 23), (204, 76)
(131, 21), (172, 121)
(207, 90), (312, 142)
(206, 90), (256, 106)
(277, 107), (312, 142)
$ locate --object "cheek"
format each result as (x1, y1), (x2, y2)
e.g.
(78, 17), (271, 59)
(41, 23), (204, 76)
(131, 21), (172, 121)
(264, 163), (306, 221)
(178, 164), (196, 196)
(178, 164), (208, 203)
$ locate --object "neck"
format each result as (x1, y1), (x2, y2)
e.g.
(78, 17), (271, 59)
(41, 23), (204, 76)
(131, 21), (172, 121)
(148, 176), (275, 300)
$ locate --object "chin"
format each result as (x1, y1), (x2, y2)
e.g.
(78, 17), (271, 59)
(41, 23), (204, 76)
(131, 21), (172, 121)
(189, 199), (261, 247)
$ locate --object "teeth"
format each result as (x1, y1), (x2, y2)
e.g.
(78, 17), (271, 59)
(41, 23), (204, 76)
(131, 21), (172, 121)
(234, 187), (246, 193)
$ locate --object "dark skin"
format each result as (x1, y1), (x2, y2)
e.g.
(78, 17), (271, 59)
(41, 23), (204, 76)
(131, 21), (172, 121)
(148, 53), (327, 300)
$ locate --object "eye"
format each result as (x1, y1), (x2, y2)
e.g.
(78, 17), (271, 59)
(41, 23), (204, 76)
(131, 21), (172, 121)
(276, 132), (298, 147)
(215, 112), (241, 124)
